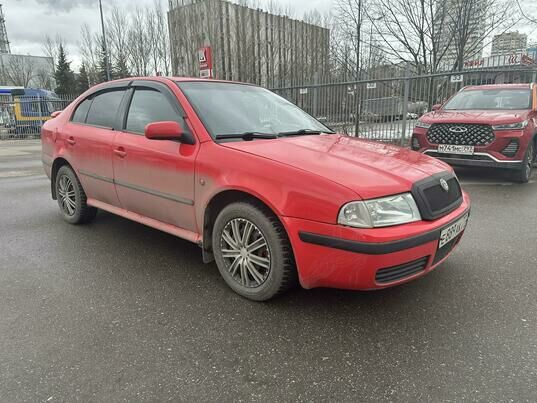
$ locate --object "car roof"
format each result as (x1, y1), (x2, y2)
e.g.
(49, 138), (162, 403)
(463, 83), (533, 91)
(97, 76), (256, 87)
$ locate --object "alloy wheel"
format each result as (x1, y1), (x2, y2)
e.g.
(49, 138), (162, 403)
(220, 218), (271, 288)
(526, 143), (534, 179)
(57, 174), (76, 216)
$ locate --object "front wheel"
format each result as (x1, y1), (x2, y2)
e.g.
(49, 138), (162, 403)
(212, 201), (297, 301)
(511, 142), (534, 183)
(55, 165), (97, 224)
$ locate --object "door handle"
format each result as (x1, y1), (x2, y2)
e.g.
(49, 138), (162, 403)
(114, 147), (127, 158)
(66, 136), (76, 145)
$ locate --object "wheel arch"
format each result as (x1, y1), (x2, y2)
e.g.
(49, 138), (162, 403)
(50, 157), (73, 200)
(201, 189), (292, 264)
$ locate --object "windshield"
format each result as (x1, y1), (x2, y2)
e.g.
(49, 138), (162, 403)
(443, 88), (531, 110)
(177, 81), (331, 139)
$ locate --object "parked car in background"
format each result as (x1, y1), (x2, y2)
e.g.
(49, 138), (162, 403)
(362, 97), (428, 122)
(411, 83), (537, 182)
(42, 77), (470, 300)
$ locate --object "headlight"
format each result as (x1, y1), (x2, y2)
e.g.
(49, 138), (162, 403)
(338, 193), (422, 228)
(415, 120), (431, 129)
(492, 121), (528, 130)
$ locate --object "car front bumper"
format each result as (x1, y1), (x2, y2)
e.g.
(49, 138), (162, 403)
(282, 192), (470, 290)
(422, 150), (523, 170)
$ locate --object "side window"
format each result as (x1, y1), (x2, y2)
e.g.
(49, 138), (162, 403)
(86, 89), (126, 128)
(71, 98), (92, 124)
(126, 88), (182, 134)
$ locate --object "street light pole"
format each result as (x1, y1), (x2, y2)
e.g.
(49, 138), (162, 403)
(99, 0), (111, 81)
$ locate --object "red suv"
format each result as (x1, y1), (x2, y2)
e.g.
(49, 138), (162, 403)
(411, 83), (537, 182)
(42, 77), (470, 300)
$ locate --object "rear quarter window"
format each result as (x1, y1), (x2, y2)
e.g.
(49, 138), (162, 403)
(71, 98), (92, 124)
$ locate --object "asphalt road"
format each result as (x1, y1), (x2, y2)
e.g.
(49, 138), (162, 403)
(1, 141), (537, 402)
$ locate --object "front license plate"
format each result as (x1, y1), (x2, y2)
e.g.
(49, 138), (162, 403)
(437, 144), (475, 155)
(439, 213), (469, 249)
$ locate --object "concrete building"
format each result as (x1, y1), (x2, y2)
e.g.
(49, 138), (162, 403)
(167, 0), (330, 88)
(0, 54), (54, 89)
(491, 32), (528, 56)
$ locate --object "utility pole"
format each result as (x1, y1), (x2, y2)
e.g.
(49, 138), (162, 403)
(99, 0), (111, 81)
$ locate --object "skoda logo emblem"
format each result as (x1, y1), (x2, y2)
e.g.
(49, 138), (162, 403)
(449, 126), (468, 133)
(440, 178), (449, 192)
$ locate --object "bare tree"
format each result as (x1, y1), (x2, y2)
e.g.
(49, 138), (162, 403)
(35, 68), (54, 90)
(107, 6), (130, 77)
(79, 23), (101, 85)
(127, 8), (152, 76)
(447, 0), (520, 71)
(4, 55), (36, 87)
(42, 34), (64, 72)
(154, 0), (171, 76)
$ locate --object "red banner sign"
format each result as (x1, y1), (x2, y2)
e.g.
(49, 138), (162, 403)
(198, 47), (213, 79)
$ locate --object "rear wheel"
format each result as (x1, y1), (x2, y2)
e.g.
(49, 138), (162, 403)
(55, 165), (97, 224)
(212, 201), (297, 301)
(511, 142), (534, 183)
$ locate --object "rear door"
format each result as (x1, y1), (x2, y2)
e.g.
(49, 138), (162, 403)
(63, 86), (127, 207)
(112, 81), (198, 232)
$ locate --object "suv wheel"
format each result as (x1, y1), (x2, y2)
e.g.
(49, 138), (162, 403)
(512, 142), (534, 183)
(212, 201), (297, 301)
(55, 165), (97, 224)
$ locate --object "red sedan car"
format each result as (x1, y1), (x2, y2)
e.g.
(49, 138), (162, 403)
(411, 83), (537, 182)
(42, 77), (470, 300)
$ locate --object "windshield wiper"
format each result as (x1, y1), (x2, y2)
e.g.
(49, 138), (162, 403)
(215, 132), (279, 141)
(278, 128), (335, 136)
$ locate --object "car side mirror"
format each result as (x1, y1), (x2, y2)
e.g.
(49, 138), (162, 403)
(432, 104), (442, 111)
(145, 121), (194, 144)
(51, 110), (62, 118)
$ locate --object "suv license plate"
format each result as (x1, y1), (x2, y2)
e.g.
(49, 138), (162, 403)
(437, 144), (475, 155)
(439, 213), (469, 249)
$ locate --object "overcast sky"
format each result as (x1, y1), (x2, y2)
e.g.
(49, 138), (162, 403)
(3, 0), (536, 71)
(3, 0), (332, 69)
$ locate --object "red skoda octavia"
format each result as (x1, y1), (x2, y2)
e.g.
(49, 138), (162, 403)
(42, 78), (470, 300)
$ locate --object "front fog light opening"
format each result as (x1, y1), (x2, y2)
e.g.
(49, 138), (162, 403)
(501, 140), (519, 157)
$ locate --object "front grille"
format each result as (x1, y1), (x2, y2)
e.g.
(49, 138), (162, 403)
(375, 256), (429, 284)
(412, 173), (463, 221)
(427, 123), (495, 146)
(501, 140), (519, 157)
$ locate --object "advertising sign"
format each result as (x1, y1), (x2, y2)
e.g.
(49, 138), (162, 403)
(198, 47), (213, 79)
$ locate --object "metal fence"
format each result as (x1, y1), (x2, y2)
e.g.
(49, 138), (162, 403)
(271, 67), (537, 145)
(0, 94), (75, 140)
(2, 66), (537, 143)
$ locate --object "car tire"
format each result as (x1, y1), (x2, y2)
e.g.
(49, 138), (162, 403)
(55, 165), (97, 224)
(212, 201), (297, 301)
(512, 142), (534, 183)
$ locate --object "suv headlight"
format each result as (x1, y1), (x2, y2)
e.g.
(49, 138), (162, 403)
(492, 121), (528, 130)
(338, 193), (422, 228)
(415, 120), (431, 129)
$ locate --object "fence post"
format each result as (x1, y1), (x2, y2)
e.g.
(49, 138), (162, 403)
(400, 64), (410, 147)
(312, 71), (319, 119)
(37, 93), (44, 135)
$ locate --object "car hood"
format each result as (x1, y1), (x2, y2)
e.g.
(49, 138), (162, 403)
(421, 109), (530, 125)
(222, 134), (450, 199)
